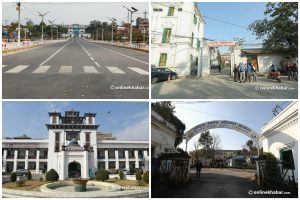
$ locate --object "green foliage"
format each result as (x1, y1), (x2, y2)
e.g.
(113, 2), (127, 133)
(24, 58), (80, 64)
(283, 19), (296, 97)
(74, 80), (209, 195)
(135, 172), (143, 186)
(198, 130), (213, 151)
(96, 170), (109, 181)
(27, 170), (32, 180)
(45, 169), (59, 182)
(249, 2), (298, 56)
(10, 172), (17, 182)
(119, 170), (125, 180)
(142, 171), (149, 183)
(16, 179), (25, 187)
(246, 140), (254, 150)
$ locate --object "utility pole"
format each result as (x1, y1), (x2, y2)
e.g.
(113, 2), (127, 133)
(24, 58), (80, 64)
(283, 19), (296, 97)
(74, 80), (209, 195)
(101, 26), (104, 42)
(56, 26), (59, 40)
(16, 2), (21, 47)
(108, 17), (116, 45)
(24, 17), (31, 42)
(38, 11), (49, 43)
(122, 6), (138, 46)
(48, 19), (56, 40)
(96, 29), (98, 41)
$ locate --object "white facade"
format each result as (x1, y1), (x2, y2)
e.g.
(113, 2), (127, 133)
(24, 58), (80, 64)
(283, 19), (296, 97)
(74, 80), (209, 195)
(151, 110), (178, 158)
(151, 2), (205, 77)
(2, 110), (149, 180)
(260, 102), (298, 182)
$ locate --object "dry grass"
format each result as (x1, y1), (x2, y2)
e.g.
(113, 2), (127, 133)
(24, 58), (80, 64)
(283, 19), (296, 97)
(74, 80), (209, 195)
(2, 180), (46, 191)
(106, 178), (148, 188)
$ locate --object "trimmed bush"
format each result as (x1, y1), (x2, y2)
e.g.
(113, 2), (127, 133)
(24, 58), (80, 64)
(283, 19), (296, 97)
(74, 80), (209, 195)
(142, 171), (149, 183)
(45, 169), (59, 182)
(10, 172), (17, 182)
(96, 170), (109, 182)
(16, 179), (25, 187)
(135, 172), (142, 185)
(27, 170), (32, 180)
(119, 170), (125, 180)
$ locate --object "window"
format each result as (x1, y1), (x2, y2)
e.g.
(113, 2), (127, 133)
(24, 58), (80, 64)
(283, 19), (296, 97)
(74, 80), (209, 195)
(66, 131), (79, 140)
(55, 132), (60, 151)
(159, 53), (167, 66)
(52, 116), (57, 124)
(167, 7), (175, 16)
(85, 132), (90, 146)
(191, 32), (194, 47)
(197, 39), (201, 49)
(280, 149), (295, 170)
(162, 28), (171, 43)
(193, 14), (198, 25)
(88, 117), (93, 124)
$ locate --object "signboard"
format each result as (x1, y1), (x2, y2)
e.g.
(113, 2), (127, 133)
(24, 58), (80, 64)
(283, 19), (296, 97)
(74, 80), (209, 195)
(207, 41), (236, 47)
(185, 120), (259, 143)
(3, 143), (40, 148)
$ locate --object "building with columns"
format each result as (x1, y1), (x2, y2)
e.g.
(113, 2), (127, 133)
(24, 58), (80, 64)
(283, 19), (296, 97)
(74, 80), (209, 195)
(2, 110), (149, 180)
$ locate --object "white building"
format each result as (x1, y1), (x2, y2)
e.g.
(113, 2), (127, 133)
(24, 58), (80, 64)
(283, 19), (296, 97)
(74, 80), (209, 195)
(2, 110), (149, 180)
(260, 102), (298, 182)
(151, 2), (206, 77)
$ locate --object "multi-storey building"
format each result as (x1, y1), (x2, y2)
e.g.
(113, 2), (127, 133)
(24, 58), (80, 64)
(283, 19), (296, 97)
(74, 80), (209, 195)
(2, 110), (149, 180)
(151, 2), (205, 77)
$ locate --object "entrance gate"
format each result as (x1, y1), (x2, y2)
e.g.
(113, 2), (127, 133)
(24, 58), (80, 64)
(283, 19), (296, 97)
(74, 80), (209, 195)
(68, 161), (81, 178)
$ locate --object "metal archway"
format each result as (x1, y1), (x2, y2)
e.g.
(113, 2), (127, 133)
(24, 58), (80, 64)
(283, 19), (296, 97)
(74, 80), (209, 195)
(184, 120), (260, 155)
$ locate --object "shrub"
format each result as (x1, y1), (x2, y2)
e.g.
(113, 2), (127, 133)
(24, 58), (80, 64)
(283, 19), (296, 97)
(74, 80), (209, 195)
(119, 170), (124, 180)
(135, 172), (142, 185)
(39, 177), (44, 182)
(96, 170), (109, 182)
(10, 172), (17, 182)
(27, 170), (32, 180)
(45, 169), (59, 182)
(142, 171), (149, 183)
(16, 179), (25, 187)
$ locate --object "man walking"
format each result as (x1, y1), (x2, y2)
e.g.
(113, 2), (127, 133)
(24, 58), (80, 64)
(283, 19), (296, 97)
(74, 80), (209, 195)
(247, 62), (253, 83)
(233, 64), (238, 82)
(195, 160), (203, 178)
(239, 62), (246, 83)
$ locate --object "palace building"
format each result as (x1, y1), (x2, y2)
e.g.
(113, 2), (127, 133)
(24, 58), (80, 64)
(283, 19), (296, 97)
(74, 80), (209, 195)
(2, 110), (149, 180)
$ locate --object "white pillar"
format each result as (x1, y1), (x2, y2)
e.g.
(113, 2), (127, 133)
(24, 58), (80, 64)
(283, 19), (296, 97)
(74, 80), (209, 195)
(3, 150), (7, 173)
(115, 150), (119, 169)
(60, 151), (65, 180)
(105, 150), (109, 170)
(25, 150), (29, 170)
(13, 149), (18, 171)
(134, 150), (139, 168)
(143, 150), (149, 169)
(125, 150), (129, 170)
(36, 150), (40, 173)
(83, 150), (88, 178)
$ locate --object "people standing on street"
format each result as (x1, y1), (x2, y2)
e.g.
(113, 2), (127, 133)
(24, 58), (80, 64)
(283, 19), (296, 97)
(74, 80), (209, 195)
(195, 160), (203, 178)
(218, 65), (222, 75)
(287, 62), (293, 80)
(247, 62), (253, 83)
(292, 63), (298, 81)
(233, 64), (238, 82)
(252, 65), (257, 82)
(239, 62), (246, 83)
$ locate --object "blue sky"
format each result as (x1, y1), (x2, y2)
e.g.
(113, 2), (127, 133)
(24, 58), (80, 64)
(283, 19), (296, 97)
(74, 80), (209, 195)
(2, 101), (149, 141)
(173, 101), (292, 151)
(198, 2), (267, 52)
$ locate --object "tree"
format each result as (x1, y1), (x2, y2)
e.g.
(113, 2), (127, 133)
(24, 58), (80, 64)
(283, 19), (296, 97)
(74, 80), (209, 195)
(249, 2), (298, 56)
(246, 140), (254, 151)
(198, 130), (213, 151)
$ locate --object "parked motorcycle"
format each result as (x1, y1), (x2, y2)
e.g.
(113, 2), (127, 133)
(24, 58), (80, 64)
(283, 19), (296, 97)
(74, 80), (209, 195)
(268, 65), (281, 83)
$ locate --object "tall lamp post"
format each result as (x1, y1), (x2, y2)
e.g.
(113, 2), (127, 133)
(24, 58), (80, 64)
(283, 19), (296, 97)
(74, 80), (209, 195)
(16, 2), (21, 47)
(122, 6), (138, 46)
(107, 17), (116, 45)
(38, 11), (49, 43)
(24, 17), (31, 42)
(48, 19), (56, 40)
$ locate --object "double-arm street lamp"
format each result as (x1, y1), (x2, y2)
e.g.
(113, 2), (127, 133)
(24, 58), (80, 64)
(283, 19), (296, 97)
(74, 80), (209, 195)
(38, 11), (49, 43)
(122, 6), (138, 46)
(48, 19), (56, 40)
(107, 17), (116, 45)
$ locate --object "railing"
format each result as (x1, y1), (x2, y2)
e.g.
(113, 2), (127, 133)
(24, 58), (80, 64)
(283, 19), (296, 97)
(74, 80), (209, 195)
(2, 39), (67, 51)
(87, 39), (149, 51)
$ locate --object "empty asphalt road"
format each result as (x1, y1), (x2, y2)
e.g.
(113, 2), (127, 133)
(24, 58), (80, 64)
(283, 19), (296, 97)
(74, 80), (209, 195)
(2, 37), (149, 99)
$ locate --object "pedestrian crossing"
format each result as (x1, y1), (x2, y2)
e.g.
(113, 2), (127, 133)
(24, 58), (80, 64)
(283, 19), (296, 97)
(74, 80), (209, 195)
(2, 65), (149, 75)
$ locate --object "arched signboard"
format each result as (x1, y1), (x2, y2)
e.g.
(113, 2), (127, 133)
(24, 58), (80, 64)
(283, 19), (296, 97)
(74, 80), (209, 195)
(185, 120), (259, 144)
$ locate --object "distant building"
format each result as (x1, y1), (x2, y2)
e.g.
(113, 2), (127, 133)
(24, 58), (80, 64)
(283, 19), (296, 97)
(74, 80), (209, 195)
(260, 101), (298, 183)
(136, 17), (149, 31)
(61, 24), (90, 38)
(151, 2), (206, 77)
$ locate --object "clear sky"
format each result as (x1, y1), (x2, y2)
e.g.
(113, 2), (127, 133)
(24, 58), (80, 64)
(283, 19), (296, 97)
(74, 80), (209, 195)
(2, 101), (149, 141)
(172, 101), (292, 152)
(2, 2), (148, 26)
(197, 2), (267, 52)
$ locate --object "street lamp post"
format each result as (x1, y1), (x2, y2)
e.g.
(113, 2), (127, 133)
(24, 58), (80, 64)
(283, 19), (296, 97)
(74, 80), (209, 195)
(122, 6), (138, 46)
(16, 2), (21, 47)
(38, 11), (49, 43)
(48, 19), (56, 40)
(24, 17), (31, 42)
(107, 17), (116, 45)
(101, 26), (104, 42)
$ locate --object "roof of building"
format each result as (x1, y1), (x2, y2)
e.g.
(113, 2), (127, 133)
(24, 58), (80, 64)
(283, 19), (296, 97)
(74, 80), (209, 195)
(13, 134), (31, 140)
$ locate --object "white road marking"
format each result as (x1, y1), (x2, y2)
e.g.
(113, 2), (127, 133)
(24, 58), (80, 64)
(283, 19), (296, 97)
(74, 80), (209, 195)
(83, 66), (98, 73)
(86, 41), (148, 65)
(107, 66), (125, 74)
(39, 40), (71, 66)
(59, 66), (72, 73)
(5, 65), (29, 73)
(32, 65), (51, 73)
(128, 67), (149, 75)
(94, 62), (100, 67)
(90, 57), (95, 61)
(2, 65), (7, 68)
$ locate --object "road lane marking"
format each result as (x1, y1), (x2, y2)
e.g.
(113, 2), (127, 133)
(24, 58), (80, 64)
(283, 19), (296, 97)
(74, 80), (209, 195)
(107, 66), (125, 74)
(59, 66), (72, 73)
(83, 66), (98, 73)
(5, 65), (29, 73)
(2, 65), (7, 68)
(39, 40), (72, 66)
(90, 57), (95, 61)
(86, 40), (148, 65)
(32, 65), (51, 73)
(94, 62), (100, 67)
(128, 67), (149, 75)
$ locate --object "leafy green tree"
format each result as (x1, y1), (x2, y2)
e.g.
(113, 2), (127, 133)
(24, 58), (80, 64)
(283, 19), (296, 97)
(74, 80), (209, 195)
(249, 2), (298, 56)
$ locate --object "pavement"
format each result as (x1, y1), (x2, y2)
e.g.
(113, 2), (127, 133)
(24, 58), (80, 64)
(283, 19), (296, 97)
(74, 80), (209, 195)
(151, 72), (298, 99)
(152, 168), (267, 198)
(2, 37), (149, 99)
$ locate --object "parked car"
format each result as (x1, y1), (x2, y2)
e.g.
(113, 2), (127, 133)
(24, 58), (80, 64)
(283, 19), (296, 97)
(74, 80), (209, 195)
(151, 67), (177, 84)
(15, 169), (29, 176)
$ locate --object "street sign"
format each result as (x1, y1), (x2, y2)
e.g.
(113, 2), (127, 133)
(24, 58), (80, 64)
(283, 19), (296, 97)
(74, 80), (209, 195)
(207, 41), (236, 47)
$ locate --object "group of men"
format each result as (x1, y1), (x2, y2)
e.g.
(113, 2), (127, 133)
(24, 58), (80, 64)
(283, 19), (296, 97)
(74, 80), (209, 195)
(233, 62), (257, 83)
